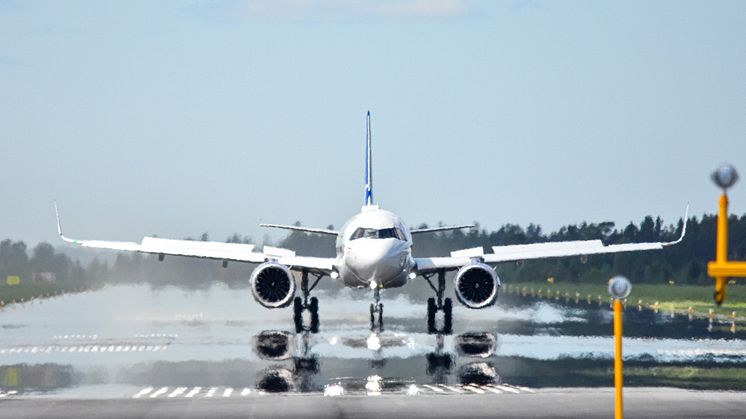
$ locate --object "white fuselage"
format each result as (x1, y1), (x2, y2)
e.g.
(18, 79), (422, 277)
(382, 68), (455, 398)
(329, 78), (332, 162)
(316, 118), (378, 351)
(334, 205), (414, 289)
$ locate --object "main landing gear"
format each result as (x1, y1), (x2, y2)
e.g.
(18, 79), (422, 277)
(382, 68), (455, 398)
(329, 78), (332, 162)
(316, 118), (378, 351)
(293, 269), (322, 334)
(370, 286), (384, 332)
(423, 270), (453, 334)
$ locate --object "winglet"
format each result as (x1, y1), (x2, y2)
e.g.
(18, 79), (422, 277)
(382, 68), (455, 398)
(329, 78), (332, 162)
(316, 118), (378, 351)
(53, 201), (75, 244)
(663, 203), (689, 247)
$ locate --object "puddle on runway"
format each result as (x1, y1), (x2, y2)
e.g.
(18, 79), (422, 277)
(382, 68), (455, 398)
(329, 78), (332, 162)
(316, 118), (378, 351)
(1, 283), (745, 398)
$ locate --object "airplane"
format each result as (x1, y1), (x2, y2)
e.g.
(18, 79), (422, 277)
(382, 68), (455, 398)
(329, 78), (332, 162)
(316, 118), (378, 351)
(54, 112), (688, 334)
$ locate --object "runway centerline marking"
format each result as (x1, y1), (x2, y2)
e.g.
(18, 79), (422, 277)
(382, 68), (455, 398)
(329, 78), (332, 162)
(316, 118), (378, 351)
(422, 385), (445, 393)
(223, 388), (233, 398)
(240, 388), (251, 396)
(205, 387), (218, 398)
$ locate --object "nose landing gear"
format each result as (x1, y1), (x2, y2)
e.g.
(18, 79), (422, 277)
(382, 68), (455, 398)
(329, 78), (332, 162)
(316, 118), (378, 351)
(293, 270), (322, 334)
(370, 286), (384, 331)
(424, 270), (452, 334)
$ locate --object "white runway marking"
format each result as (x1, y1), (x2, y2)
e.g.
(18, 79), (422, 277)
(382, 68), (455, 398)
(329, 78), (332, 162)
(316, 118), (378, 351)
(128, 382), (534, 399)
(463, 385), (485, 394)
(438, 384), (463, 394)
(495, 385), (521, 394)
(480, 385), (503, 394)
(132, 387), (154, 399)
(150, 387), (169, 398)
(185, 387), (202, 398)
(168, 387), (187, 398)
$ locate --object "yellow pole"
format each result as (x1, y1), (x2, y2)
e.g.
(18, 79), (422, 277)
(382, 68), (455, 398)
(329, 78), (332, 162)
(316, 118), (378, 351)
(614, 298), (623, 419)
(715, 194), (729, 305)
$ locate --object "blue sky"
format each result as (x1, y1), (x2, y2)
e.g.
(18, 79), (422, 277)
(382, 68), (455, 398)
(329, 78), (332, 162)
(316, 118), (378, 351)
(1, 0), (745, 246)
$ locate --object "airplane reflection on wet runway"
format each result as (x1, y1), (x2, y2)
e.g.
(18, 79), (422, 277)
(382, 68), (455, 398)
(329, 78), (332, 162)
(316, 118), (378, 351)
(1, 284), (746, 401)
(250, 329), (504, 394)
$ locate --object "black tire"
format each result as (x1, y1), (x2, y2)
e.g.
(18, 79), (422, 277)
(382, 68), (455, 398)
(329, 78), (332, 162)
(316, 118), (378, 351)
(427, 297), (436, 334)
(443, 298), (453, 335)
(377, 303), (384, 331)
(293, 297), (303, 333)
(310, 309), (320, 334)
(309, 296), (319, 314)
(370, 303), (376, 329)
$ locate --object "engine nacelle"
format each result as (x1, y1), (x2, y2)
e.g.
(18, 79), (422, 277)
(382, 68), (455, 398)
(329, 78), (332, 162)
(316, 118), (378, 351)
(250, 262), (296, 308)
(453, 262), (500, 309)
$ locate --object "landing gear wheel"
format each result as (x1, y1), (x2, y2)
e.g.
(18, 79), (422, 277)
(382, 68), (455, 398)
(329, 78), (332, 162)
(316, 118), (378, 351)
(309, 297), (320, 334)
(293, 297), (303, 333)
(370, 302), (384, 332)
(443, 298), (453, 335)
(294, 269), (324, 334)
(424, 271), (453, 335)
(427, 298), (437, 334)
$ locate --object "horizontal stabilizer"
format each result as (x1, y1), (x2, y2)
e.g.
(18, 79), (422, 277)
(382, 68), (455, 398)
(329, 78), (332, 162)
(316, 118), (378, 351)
(260, 224), (338, 236)
(411, 224), (475, 234)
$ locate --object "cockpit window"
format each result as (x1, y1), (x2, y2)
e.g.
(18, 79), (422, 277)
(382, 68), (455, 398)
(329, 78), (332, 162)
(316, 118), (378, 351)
(350, 227), (405, 241)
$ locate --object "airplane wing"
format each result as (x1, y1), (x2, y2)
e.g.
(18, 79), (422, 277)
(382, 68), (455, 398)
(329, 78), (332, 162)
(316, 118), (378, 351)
(415, 205), (688, 274)
(54, 203), (335, 273)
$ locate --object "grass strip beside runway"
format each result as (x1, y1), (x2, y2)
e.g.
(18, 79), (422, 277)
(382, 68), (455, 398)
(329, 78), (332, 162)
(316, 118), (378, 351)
(506, 282), (746, 319)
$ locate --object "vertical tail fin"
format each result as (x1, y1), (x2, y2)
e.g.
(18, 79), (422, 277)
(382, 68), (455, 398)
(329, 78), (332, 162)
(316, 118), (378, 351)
(364, 111), (374, 206)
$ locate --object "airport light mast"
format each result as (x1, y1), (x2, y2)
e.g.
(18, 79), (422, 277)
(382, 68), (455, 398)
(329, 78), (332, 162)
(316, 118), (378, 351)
(707, 164), (746, 305)
(608, 276), (631, 419)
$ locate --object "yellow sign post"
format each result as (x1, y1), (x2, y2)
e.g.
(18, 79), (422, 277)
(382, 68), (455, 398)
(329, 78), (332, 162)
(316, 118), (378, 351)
(707, 164), (746, 305)
(614, 299), (623, 419)
(608, 276), (631, 419)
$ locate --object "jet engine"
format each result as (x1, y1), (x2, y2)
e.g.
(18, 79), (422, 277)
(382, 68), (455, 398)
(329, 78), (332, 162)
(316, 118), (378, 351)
(453, 262), (500, 309)
(250, 262), (296, 308)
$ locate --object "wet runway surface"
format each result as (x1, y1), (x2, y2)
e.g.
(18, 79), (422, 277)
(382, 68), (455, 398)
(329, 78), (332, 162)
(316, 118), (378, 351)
(1, 283), (745, 416)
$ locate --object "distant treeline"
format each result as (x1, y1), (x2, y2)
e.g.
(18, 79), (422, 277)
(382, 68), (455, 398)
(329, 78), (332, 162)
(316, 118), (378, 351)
(2, 214), (745, 291)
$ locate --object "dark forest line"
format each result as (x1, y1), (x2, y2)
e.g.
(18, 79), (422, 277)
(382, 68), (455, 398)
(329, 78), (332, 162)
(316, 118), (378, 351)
(2, 213), (745, 290)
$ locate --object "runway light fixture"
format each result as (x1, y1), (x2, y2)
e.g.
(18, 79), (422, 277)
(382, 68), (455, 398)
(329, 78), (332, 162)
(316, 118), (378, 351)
(408, 272), (417, 280)
(711, 164), (739, 191)
(608, 276), (631, 300)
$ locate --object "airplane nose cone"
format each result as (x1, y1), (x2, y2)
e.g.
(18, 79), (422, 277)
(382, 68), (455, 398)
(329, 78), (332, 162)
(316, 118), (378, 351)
(347, 240), (405, 282)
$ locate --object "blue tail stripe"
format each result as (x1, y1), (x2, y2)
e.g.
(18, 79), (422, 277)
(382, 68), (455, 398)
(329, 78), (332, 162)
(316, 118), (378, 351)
(365, 111), (373, 206)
